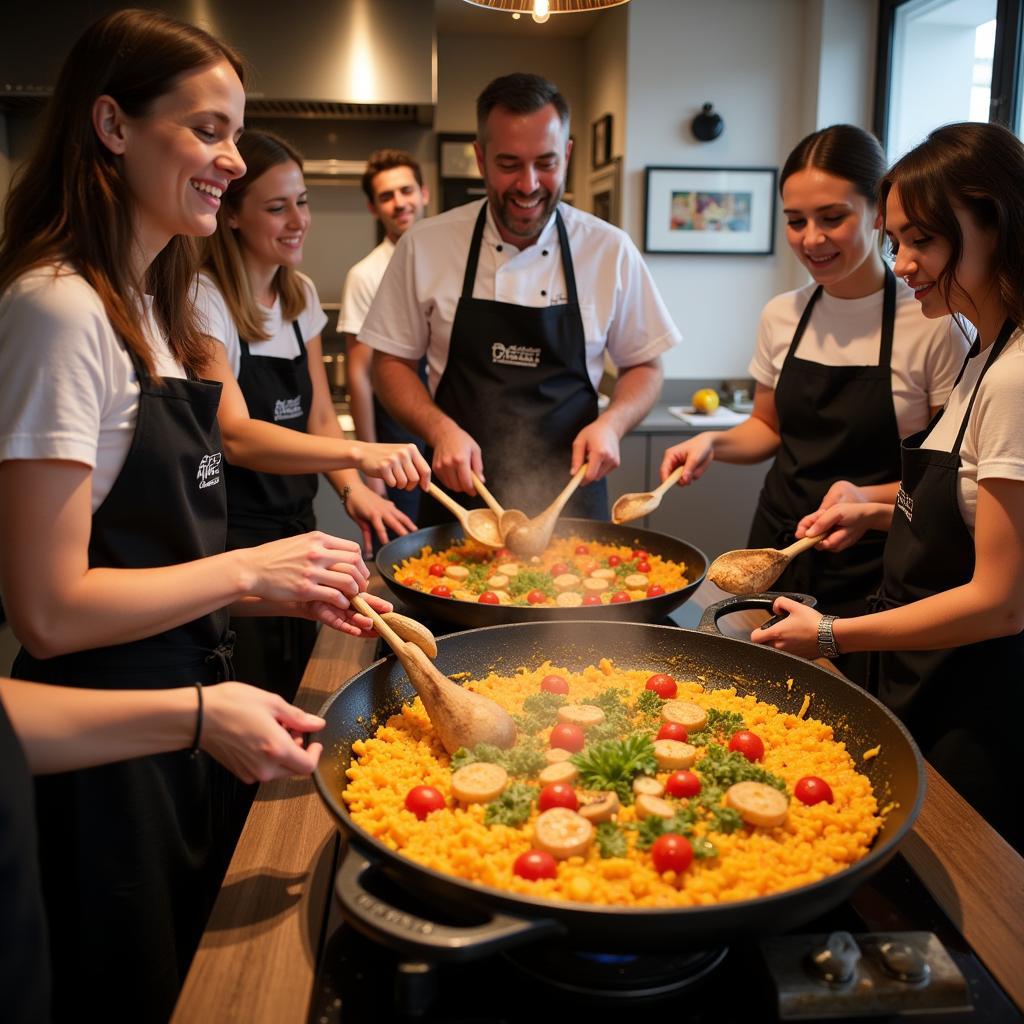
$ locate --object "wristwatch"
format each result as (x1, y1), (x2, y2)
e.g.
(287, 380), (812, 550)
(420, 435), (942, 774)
(817, 614), (841, 659)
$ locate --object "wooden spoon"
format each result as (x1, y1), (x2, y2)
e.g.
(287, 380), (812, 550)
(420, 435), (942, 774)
(352, 595), (517, 754)
(707, 535), (821, 595)
(380, 611), (437, 660)
(610, 466), (685, 525)
(426, 482), (503, 548)
(505, 464), (589, 559)
(470, 472), (528, 541)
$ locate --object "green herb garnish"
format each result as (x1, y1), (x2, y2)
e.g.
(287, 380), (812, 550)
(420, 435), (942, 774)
(633, 688), (664, 725)
(516, 691), (568, 732)
(508, 570), (557, 599)
(571, 734), (657, 805)
(484, 783), (537, 827)
(688, 709), (746, 747)
(595, 821), (629, 858)
(450, 737), (547, 778)
(696, 743), (787, 791)
(588, 687), (632, 741)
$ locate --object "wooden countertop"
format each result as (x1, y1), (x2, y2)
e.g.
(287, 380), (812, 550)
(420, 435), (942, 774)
(173, 595), (1024, 1022)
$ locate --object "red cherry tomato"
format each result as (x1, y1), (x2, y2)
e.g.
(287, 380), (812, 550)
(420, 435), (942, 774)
(582, 594), (603, 606)
(497, 548), (512, 559)
(401, 577), (417, 587)
(513, 849), (558, 881)
(657, 722), (688, 742)
(527, 589), (548, 604)
(610, 591), (631, 603)
(665, 770), (702, 798)
(478, 591), (500, 604)
(550, 722), (585, 752)
(608, 555), (622, 567)
(651, 833), (694, 874)
(428, 563), (446, 577)
(636, 560), (652, 573)
(404, 785), (445, 820)
(574, 544), (590, 555)
(646, 584), (666, 598)
(729, 730), (765, 762)
(550, 562), (569, 577)
(538, 782), (578, 812)
(645, 673), (678, 699)
(794, 776), (834, 806)
(632, 549), (649, 560)
(430, 585), (452, 598)
(541, 674), (569, 694)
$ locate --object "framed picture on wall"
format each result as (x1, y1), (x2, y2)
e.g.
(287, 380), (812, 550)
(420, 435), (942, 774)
(643, 166), (777, 255)
(438, 133), (480, 180)
(589, 157), (622, 226)
(591, 113), (613, 169)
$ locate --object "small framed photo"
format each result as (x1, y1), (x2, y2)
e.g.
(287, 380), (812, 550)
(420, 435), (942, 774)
(643, 166), (777, 255)
(438, 133), (480, 180)
(591, 113), (613, 170)
(589, 157), (622, 226)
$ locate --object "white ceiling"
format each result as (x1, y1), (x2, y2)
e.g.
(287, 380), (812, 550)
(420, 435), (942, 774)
(435, 0), (602, 38)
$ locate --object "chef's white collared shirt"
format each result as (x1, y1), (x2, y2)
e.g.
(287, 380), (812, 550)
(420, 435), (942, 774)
(358, 199), (681, 395)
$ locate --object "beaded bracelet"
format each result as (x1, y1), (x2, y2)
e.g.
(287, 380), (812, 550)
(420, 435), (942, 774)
(189, 682), (204, 756)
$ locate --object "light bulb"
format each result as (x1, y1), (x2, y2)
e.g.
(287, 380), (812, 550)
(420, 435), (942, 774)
(512, 11), (521, 18)
(532, 0), (550, 24)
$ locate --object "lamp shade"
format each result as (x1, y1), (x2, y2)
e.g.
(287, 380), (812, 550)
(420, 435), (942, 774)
(462, 0), (630, 12)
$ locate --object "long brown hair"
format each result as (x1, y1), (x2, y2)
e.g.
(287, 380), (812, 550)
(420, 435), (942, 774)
(0, 9), (245, 377)
(880, 122), (1024, 333)
(780, 124), (886, 202)
(201, 130), (307, 341)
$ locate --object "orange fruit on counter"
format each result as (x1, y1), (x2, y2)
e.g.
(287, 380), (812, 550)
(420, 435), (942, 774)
(692, 388), (720, 414)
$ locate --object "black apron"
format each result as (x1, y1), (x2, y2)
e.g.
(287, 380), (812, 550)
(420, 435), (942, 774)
(749, 270), (902, 680)
(421, 203), (607, 525)
(224, 321), (318, 702)
(12, 348), (235, 1024)
(872, 319), (1023, 851)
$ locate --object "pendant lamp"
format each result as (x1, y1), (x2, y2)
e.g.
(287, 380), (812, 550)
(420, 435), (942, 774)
(462, 0), (630, 24)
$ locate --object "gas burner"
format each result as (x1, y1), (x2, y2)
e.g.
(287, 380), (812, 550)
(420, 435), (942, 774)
(503, 943), (729, 1000)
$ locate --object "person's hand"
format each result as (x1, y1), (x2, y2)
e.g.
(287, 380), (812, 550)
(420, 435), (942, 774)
(795, 502), (878, 552)
(571, 419), (620, 482)
(343, 481), (417, 555)
(749, 596), (822, 660)
(353, 441), (430, 491)
(818, 479), (867, 510)
(303, 592), (393, 637)
(659, 433), (715, 486)
(431, 421), (482, 494)
(243, 532), (369, 607)
(200, 681), (326, 783)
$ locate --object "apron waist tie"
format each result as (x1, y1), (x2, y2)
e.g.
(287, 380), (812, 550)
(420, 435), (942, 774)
(204, 630), (237, 682)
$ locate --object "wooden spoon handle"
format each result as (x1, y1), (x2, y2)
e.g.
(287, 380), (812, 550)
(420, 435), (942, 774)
(351, 594), (406, 656)
(426, 481), (469, 522)
(651, 464), (686, 500)
(781, 534), (822, 558)
(470, 472), (505, 518)
(550, 462), (589, 515)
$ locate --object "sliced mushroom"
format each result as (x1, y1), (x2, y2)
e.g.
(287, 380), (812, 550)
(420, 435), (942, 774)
(635, 793), (675, 819)
(544, 747), (574, 765)
(578, 791), (620, 823)
(539, 761), (579, 785)
(532, 808), (594, 859)
(632, 776), (665, 797)
(555, 591), (583, 607)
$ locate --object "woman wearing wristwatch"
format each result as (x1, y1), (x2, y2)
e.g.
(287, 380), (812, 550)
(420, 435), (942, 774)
(753, 123), (1024, 852)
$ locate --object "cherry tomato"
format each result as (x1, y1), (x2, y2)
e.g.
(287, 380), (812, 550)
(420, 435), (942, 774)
(550, 722), (585, 752)
(608, 555), (622, 567)
(404, 785), (445, 820)
(478, 591), (500, 604)
(632, 549), (649, 560)
(430, 585), (452, 598)
(651, 833), (694, 874)
(538, 782), (578, 812)
(729, 730), (765, 763)
(541, 674), (569, 694)
(582, 594), (603, 606)
(401, 577), (417, 587)
(527, 589), (548, 604)
(646, 584), (666, 598)
(657, 721), (688, 742)
(794, 776), (834, 806)
(645, 673), (678, 699)
(665, 770), (701, 798)
(636, 560), (652, 573)
(575, 544), (590, 555)
(550, 562), (569, 577)
(497, 548), (512, 559)
(513, 849), (558, 881)
(428, 563), (446, 577)
(610, 591), (631, 603)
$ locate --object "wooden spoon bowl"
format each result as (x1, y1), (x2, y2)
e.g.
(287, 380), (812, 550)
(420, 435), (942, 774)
(611, 466), (685, 525)
(470, 471), (528, 543)
(707, 535), (820, 594)
(426, 482), (502, 548)
(505, 464), (588, 558)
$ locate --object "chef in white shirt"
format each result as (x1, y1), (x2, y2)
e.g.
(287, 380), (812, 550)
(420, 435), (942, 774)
(361, 72), (680, 521)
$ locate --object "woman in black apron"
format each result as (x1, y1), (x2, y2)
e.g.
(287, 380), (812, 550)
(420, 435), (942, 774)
(0, 13), (382, 1021)
(199, 130), (429, 700)
(752, 123), (1024, 851)
(658, 126), (966, 682)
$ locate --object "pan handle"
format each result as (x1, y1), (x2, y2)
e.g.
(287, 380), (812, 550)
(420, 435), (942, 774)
(335, 844), (564, 960)
(696, 592), (817, 635)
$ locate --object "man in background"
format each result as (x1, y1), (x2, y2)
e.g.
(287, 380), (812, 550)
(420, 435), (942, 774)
(339, 149), (430, 523)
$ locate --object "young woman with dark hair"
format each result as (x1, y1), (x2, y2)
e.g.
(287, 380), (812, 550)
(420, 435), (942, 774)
(0, 10), (387, 1020)
(658, 125), (968, 680)
(753, 122), (1024, 850)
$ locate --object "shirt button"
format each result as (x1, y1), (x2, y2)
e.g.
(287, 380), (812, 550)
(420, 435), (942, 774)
(496, 244), (503, 252)
(541, 289), (547, 296)
(542, 249), (549, 256)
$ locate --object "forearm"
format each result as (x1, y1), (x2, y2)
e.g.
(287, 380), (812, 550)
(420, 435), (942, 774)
(597, 361), (663, 437)
(1, 681), (197, 774)
(222, 417), (363, 474)
(373, 353), (451, 445)
(858, 482), (901, 504)
(706, 416), (781, 464)
(343, 335), (378, 443)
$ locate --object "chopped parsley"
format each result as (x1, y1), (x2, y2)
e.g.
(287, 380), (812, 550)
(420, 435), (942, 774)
(588, 687), (632, 741)
(484, 783), (537, 827)
(516, 692), (567, 733)
(464, 562), (492, 593)
(571, 734), (658, 805)
(688, 709), (746, 747)
(449, 737), (547, 778)
(509, 570), (557, 599)
(696, 743), (787, 791)
(633, 688), (664, 725)
(595, 821), (628, 859)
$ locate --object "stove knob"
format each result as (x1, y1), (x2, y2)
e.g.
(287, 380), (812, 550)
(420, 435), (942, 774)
(807, 930), (860, 985)
(875, 940), (930, 984)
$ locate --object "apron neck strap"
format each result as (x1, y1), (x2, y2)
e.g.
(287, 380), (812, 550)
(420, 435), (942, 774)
(461, 203), (489, 299)
(950, 317), (1017, 452)
(291, 319), (304, 356)
(554, 210), (579, 306)
(878, 265), (897, 368)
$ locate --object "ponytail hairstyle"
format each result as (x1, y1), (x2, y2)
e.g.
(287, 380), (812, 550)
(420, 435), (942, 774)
(0, 8), (245, 377)
(880, 122), (1024, 332)
(201, 130), (307, 341)
(780, 124), (887, 203)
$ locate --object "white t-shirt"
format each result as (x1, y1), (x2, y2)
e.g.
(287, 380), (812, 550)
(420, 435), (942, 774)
(338, 238), (395, 336)
(921, 328), (1024, 532)
(750, 279), (970, 438)
(0, 266), (185, 511)
(359, 199), (681, 394)
(192, 271), (328, 377)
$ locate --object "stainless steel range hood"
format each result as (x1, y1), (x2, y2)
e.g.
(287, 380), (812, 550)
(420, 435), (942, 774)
(0, 0), (436, 124)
